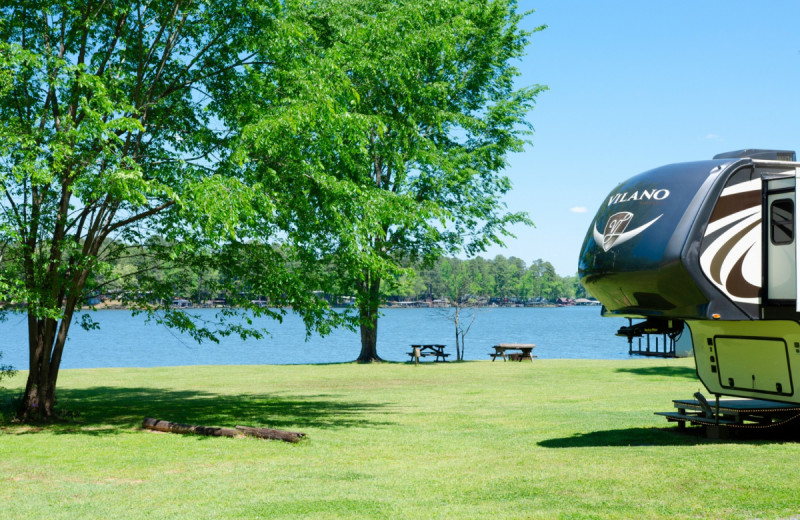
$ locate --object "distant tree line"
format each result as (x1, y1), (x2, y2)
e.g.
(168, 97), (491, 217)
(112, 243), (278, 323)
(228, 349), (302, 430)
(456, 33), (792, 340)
(90, 247), (586, 306)
(386, 256), (587, 304)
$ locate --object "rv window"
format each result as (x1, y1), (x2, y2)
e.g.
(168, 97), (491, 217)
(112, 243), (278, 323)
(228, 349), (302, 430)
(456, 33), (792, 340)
(771, 198), (794, 245)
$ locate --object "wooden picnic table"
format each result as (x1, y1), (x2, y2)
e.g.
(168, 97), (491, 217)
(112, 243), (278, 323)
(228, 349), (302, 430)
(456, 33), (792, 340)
(489, 343), (536, 362)
(408, 344), (449, 363)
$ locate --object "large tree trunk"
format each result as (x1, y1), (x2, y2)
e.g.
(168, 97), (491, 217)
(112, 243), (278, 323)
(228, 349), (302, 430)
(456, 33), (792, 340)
(18, 303), (77, 421)
(356, 273), (382, 362)
(358, 317), (380, 362)
(20, 317), (58, 421)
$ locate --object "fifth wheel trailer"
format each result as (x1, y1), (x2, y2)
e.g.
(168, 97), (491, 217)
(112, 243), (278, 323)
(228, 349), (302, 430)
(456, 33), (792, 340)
(579, 149), (800, 405)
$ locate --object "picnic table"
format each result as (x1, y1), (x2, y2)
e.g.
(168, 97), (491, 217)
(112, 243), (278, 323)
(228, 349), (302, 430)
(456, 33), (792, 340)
(408, 344), (449, 363)
(489, 343), (536, 362)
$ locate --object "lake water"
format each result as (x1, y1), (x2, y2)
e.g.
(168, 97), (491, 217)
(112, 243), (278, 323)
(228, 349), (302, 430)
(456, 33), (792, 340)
(0, 306), (635, 369)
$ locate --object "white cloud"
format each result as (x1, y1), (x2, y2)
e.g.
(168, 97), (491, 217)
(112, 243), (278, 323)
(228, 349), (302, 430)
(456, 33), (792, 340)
(570, 206), (588, 213)
(704, 133), (723, 141)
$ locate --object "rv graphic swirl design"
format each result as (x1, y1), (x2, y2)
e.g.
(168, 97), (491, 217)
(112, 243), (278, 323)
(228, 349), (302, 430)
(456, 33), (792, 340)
(593, 212), (662, 252)
(699, 179), (761, 304)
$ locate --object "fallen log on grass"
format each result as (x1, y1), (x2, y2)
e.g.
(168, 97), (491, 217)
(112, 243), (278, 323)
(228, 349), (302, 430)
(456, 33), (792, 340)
(235, 425), (305, 443)
(142, 417), (305, 443)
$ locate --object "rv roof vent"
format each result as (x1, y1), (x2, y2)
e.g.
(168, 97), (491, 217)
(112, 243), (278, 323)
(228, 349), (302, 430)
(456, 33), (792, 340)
(713, 149), (796, 161)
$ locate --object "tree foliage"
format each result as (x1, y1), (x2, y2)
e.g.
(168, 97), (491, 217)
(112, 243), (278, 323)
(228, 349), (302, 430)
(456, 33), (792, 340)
(0, 0), (360, 421)
(260, 0), (547, 361)
(0, 0), (552, 421)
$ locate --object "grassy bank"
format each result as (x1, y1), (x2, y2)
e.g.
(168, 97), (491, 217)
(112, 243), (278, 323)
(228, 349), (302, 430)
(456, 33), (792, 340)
(1, 359), (798, 519)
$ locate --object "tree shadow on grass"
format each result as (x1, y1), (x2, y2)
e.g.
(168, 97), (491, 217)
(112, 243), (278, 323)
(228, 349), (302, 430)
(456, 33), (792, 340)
(0, 386), (392, 436)
(615, 365), (697, 380)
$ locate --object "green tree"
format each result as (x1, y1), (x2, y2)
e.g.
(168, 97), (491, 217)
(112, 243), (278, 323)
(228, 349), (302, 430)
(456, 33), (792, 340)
(538, 261), (561, 301)
(269, 0), (545, 361)
(491, 255), (510, 300)
(528, 258), (557, 301)
(467, 256), (494, 300)
(563, 274), (587, 299)
(0, 0), (354, 421)
(491, 255), (527, 302)
(395, 269), (427, 301)
(517, 268), (535, 303)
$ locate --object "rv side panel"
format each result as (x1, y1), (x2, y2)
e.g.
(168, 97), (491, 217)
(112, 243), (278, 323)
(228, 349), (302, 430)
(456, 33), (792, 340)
(690, 320), (800, 403)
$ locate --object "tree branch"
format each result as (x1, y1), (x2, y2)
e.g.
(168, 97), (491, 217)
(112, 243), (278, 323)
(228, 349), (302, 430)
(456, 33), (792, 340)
(103, 200), (175, 237)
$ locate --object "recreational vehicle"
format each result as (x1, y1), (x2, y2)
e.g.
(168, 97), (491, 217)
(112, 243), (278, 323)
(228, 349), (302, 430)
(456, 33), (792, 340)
(579, 149), (800, 407)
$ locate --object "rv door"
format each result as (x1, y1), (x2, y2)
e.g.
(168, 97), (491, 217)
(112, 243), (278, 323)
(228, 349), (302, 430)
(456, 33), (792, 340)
(763, 170), (800, 313)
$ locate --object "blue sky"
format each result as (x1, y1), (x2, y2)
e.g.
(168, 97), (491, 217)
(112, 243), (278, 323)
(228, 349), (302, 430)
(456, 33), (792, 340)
(482, 1), (800, 275)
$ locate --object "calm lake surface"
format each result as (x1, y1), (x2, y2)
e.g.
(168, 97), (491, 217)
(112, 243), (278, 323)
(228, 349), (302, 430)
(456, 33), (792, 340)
(0, 306), (634, 369)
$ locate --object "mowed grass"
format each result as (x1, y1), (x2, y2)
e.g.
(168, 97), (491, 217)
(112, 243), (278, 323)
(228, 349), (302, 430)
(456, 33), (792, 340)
(1, 358), (799, 519)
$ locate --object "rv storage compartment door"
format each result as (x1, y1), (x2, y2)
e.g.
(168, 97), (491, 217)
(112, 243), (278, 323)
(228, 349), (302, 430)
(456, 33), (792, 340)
(764, 175), (797, 306)
(714, 336), (793, 396)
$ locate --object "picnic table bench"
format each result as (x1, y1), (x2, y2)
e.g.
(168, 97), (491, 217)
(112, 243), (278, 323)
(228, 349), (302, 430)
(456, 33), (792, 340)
(489, 343), (536, 362)
(408, 344), (449, 363)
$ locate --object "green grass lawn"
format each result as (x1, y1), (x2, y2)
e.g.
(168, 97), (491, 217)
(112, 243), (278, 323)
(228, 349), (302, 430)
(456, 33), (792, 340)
(1, 358), (799, 519)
